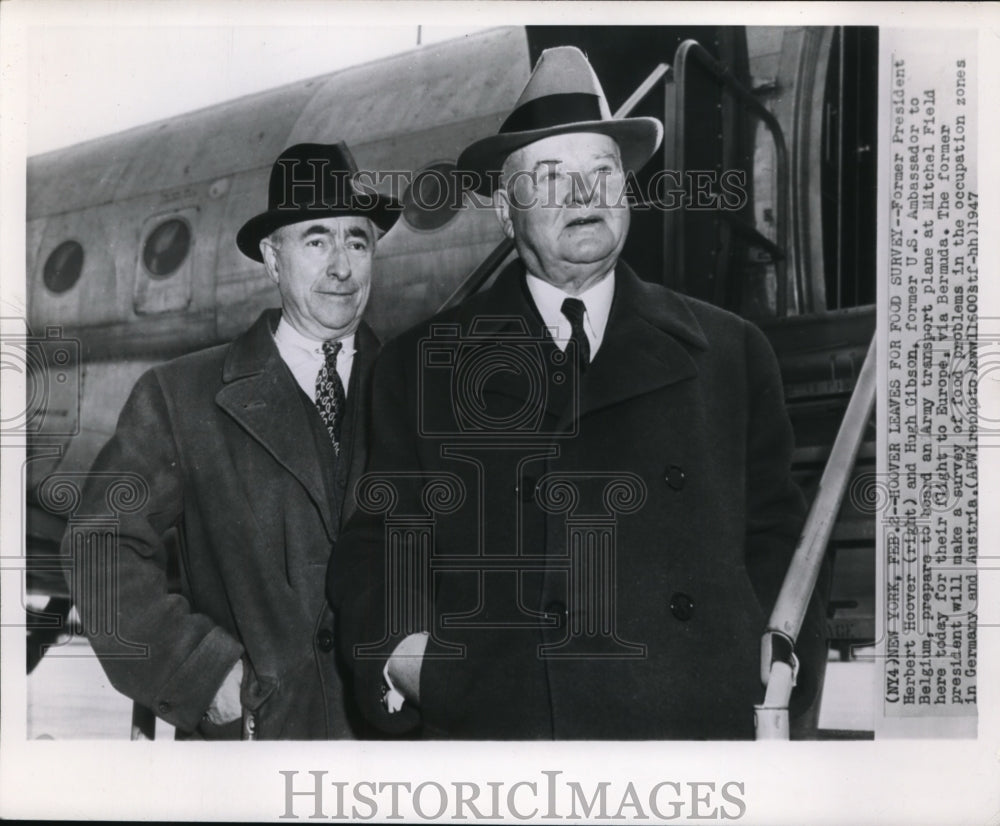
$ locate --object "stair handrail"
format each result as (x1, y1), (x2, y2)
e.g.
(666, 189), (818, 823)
(755, 335), (876, 739)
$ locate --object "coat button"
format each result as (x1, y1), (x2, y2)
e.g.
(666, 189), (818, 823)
(669, 593), (694, 621)
(316, 628), (334, 652)
(245, 714), (256, 737)
(545, 600), (567, 626)
(518, 476), (537, 503)
(157, 700), (171, 714)
(665, 465), (685, 490)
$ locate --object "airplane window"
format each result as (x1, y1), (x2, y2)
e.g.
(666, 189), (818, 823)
(142, 218), (191, 277)
(43, 240), (84, 294)
(402, 162), (461, 231)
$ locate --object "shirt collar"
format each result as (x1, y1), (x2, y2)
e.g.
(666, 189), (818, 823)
(524, 269), (615, 345)
(273, 316), (356, 360)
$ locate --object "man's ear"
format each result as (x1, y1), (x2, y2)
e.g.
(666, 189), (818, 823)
(260, 237), (279, 285)
(494, 188), (515, 240)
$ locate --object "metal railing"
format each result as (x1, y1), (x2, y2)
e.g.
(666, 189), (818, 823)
(672, 39), (793, 316)
(755, 336), (876, 739)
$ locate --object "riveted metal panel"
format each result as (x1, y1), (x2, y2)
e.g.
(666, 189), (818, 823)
(26, 81), (320, 221)
(368, 239), (507, 341)
(368, 192), (504, 338)
(26, 27), (528, 223)
(214, 166), (281, 341)
(31, 207), (118, 330)
(288, 26), (530, 170)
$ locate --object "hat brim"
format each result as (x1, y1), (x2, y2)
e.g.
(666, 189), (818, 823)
(456, 117), (664, 196)
(236, 196), (400, 262)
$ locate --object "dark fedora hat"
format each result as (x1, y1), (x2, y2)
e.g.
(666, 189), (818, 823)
(236, 141), (399, 262)
(457, 47), (663, 194)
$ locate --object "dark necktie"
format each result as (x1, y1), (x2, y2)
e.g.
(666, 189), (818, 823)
(561, 297), (591, 371)
(315, 340), (346, 455)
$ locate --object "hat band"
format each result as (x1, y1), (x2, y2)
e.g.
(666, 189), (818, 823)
(499, 92), (604, 135)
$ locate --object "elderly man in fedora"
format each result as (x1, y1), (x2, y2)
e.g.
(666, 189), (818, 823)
(332, 48), (828, 739)
(62, 142), (397, 739)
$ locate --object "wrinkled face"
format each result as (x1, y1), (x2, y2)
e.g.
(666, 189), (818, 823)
(260, 215), (375, 340)
(495, 132), (630, 294)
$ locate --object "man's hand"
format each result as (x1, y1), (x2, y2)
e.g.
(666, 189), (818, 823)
(386, 632), (428, 706)
(203, 658), (244, 725)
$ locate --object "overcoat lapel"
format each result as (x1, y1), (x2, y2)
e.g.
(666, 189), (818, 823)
(215, 310), (335, 539)
(470, 260), (710, 422)
(459, 262), (579, 422)
(578, 261), (709, 418)
(339, 322), (378, 525)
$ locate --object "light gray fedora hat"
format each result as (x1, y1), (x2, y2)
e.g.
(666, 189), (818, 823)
(457, 46), (664, 194)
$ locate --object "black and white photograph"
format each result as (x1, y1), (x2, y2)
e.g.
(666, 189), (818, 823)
(0, 1), (996, 822)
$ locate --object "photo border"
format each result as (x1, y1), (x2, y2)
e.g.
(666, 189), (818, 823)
(2, 2), (998, 823)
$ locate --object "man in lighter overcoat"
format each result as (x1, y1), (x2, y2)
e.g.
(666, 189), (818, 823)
(64, 142), (396, 739)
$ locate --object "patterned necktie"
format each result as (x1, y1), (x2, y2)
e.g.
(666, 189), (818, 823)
(315, 340), (346, 455)
(561, 297), (591, 371)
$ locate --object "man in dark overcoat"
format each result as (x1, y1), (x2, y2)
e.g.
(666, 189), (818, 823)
(62, 142), (398, 739)
(332, 49), (828, 739)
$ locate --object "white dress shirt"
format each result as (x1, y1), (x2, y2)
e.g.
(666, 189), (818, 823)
(524, 269), (615, 359)
(272, 317), (355, 401)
